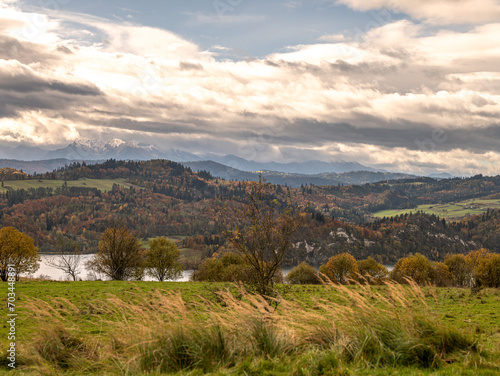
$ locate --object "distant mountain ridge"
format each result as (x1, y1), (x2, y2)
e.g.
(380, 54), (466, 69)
(2, 139), (379, 174)
(0, 138), (454, 179)
(0, 159), (103, 175)
(203, 154), (378, 174)
(1, 139), (201, 163)
(182, 161), (417, 187)
(44, 139), (202, 162)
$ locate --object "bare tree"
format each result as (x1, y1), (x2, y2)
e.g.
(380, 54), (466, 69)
(87, 227), (144, 281)
(46, 235), (82, 281)
(229, 176), (304, 296)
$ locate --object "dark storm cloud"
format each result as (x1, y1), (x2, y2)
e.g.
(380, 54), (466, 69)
(0, 35), (58, 64)
(47, 81), (101, 96)
(179, 61), (204, 71)
(228, 119), (500, 155)
(100, 118), (202, 135)
(0, 62), (103, 118)
(0, 65), (101, 96)
(56, 45), (73, 54)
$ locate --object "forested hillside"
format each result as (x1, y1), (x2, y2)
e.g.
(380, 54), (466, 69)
(1, 160), (499, 263)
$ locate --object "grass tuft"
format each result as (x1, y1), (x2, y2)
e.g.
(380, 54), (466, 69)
(34, 326), (100, 371)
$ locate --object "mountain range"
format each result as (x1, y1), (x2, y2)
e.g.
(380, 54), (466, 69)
(181, 161), (417, 187)
(1, 139), (201, 162)
(0, 139), (453, 183)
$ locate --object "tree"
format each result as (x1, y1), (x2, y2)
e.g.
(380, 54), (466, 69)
(46, 234), (82, 281)
(475, 253), (500, 288)
(191, 257), (225, 282)
(193, 252), (246, 282)
(0, 227), (40, 281)
(286, 262), (320, 285)
(465, 249), (500, 288)
(390, 253), (433, 285)
(356, 257), (388, 284)
(431, 262), (452, 287)
(465, 248), (493, 288)
(146, 237), (183, 282)
(228, 176), (303, 295)
(87, 227), (144, 280)
(322, 252), (359, 284)
(444, 254), (473, 287)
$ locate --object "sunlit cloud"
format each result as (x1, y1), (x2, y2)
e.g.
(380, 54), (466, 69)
(0, 1), (499, 175)
(336, 0), (500, 25)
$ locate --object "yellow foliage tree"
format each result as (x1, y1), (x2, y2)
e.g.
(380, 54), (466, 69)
(0, 227), (40, 281)
(466, 249), (500, 288)
(146, 237), (183, 282)
(444, 253), (473, 287)
(356, 256), (388, 284)
(390, 253), (433, 285)
(323, 252), (359, 284)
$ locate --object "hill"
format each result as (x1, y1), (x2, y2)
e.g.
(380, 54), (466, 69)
(183, 160), (416, 187)
(373, 196), (500, 220)
(203, 154), (377, 174)
(0, 167), (28, 181)
(0, 158), (105, 174)
(0, 160), (500, 264)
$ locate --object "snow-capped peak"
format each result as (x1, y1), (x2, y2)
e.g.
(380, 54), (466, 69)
(107, 138), (127, 148)
(45, 138), (201, 162)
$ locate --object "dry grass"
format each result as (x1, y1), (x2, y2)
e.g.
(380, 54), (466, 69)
(5, 281), (498, 375)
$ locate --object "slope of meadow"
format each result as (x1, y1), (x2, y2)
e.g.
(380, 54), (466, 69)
(373, 197), (500, 220)
(0, 281), (498, 375)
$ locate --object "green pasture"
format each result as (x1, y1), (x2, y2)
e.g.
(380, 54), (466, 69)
(0, 281), (498, 375)
(0, 178), (139, 193)
(373, 197), (500, 220)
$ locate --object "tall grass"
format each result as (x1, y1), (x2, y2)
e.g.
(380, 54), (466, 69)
(9, 281), (497, 375)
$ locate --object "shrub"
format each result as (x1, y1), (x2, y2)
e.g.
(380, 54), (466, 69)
(191, 257), (225, 282)
(286, 262), (320, 284)
(356, 257), (388, 284)
(191, 252), (284, 285)
(444, 253), (473, 287)
(322, 252), (358, 284)
(475, 253), (500, 287)
(390, 253), (433, 284)
(432, 262), (452, 287)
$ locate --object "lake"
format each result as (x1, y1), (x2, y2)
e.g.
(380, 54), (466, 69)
(32, 254), (194, 281)
(30, 255), (392, 281)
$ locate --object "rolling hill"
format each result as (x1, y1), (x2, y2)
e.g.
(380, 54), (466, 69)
(0, 160), (499, 264)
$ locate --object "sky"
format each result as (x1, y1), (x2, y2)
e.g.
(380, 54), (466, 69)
(0, 0), (499, 176)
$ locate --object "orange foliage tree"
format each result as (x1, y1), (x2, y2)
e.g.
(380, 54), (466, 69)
(0, 227), (39, 281)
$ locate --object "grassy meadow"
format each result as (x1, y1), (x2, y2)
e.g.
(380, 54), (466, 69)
(373, 198), (500, 220)
(0, 281), (499, 375)
(0, 178), (139, 194)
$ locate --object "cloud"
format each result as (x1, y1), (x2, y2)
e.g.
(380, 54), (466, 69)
(1, 3), (500, 175)
(284, 1), (302, 9)
(184, 12), (266, 26)
(319, 34), (346, 42)
(336, 0), (500, 24)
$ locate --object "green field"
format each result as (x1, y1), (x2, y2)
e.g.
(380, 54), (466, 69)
(1, 281), (498, 375)
(0, 178), (139, 193)
(373, 197), (500, 220)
